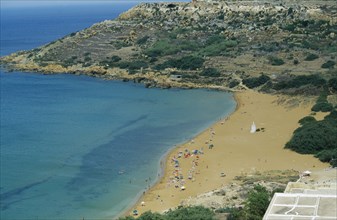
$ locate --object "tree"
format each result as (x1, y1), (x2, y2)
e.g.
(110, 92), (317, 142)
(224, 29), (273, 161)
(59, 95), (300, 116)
(243, 185), (271, 220)
(165, 206), (216, 220)
(139, 211), (166, 220)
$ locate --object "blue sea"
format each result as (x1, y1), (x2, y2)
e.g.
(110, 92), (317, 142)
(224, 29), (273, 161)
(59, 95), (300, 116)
(0, 1), (236, 219)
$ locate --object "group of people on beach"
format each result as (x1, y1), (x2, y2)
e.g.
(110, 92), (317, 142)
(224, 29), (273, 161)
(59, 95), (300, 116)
(166, 123), (222, 191)
(133, 117), (228, 216)
(168, 148), (201, 190)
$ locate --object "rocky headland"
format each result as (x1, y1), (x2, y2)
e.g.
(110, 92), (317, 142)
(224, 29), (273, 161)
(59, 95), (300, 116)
(1, 0), (336, 93)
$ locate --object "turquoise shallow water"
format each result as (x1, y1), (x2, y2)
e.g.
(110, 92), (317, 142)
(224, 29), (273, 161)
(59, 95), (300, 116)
(1, 72), (235, 219)
(0, 1), (236, 219)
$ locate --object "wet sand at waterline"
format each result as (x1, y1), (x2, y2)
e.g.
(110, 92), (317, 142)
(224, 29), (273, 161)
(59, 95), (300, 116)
(130, 90), (329, 215)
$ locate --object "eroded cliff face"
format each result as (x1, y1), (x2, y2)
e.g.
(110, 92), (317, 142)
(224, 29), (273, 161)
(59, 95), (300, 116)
(1, 0), (336, 91)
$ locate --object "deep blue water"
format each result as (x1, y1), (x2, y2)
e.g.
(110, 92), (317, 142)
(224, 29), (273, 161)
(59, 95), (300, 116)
(0, 2), (235, 219)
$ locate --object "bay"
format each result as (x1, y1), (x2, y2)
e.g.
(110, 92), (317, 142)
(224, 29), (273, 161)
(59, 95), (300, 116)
(0, 1), (236, 219)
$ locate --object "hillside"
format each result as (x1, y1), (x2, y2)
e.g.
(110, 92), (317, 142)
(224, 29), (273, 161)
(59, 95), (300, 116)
(1, 0), (337, 92)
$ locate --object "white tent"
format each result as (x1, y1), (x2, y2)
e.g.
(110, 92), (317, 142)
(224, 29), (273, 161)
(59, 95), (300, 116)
(250, 122), (256, 133)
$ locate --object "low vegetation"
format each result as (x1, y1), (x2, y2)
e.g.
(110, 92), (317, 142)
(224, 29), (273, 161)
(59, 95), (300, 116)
(2, 0), (335, 92)
(217, 185), (276, 220)
(120, 185), (275, 220)
(298, 116), (316, 125)
(273, 74), (326, 91)
(200, 68), (221, 77)
(136, 35), (150, 45)
(118, 206), (216, 220)
(155, 56), (205, 70)
(321, 60), (336, 69)
(198, 35), (238, 56)
(304, 53), (319, 61)
(242, 74), (270, 89)
(286, 108), (337, 167)
(268, 56), (285, 66)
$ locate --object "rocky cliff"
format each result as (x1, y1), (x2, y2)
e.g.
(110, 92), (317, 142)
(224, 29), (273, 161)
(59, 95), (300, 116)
(1, 0), (336, 92)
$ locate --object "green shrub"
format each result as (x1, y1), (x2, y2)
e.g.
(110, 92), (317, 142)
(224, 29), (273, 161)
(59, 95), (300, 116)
(114, 41), (132, 49)
(324, 109), (337, 121)
(205, 35), (224, 45)
(138, 211), (165, 220)
(119, 206), (216, 220)
(305, 53), (319, 61)
(145, 39), (198, 58)
(268, 56), (285, 66)
(216, 207), (243, 220)
(147, 40), (173, 56)
(156, 56), (204, 70)
(293, 59), (299, 65)
(316, 89), (329, 103)
(84, 56), (92, 62)
(298, 116), (316, 125)
(165, 206), (216, 220)
(100, 56), (121, 68)
(199, 40), (237, 56)
(114, 60), (148, 73)
(283, 23), (296, 32)
(328, 78), (337, 92)
(311, 102), (333, 112)
(285, 110), (337, 157)
(111, 55), (121, 62)
(200, 68), (221, 77)
(321, 60), (336, 69)
(311, 90), (333, 112)
(273, 75), (326, 90)
(243, 185), (271, 220)
(126, 61), (148, 70)
(242, 74), (270, 89)
(315, 149), (337, 167)
(229, 80), (240, 88)
(137, 36), (150, 45)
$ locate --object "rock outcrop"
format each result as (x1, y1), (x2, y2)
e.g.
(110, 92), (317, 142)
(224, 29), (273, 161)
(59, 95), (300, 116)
(1, 0), (336, 91)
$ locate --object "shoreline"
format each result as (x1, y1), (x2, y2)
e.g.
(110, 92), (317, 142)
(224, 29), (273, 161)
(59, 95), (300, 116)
(125, 89), (330, 217)
(121, 92), (239, 217)
(119, 91), (238, 218)
(119, 92), (237, 218)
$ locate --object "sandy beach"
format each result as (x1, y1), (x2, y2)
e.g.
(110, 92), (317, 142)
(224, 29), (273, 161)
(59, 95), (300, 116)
(130, 90), (329, 215)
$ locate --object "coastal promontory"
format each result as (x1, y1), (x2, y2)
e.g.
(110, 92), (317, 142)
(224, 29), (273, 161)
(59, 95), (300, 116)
(1, 0), (336, 92)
